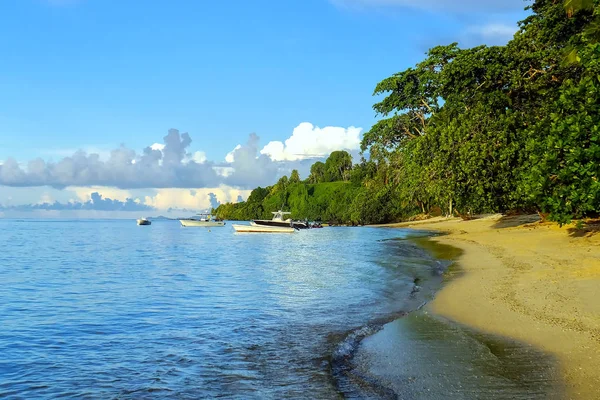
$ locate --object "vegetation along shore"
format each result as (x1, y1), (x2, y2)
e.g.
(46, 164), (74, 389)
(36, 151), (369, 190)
(216, 0), (599, 228)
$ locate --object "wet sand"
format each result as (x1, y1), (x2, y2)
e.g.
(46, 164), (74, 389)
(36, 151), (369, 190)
(383, 215), (600, 399)
(353, 311), (562, 399)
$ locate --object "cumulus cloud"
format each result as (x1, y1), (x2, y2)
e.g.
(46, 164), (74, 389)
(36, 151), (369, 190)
(330, 0), (527, 13)
(0, 129), (221, 189)
(2, 123), (363, 191)
(0, 192), (154, 212)
(259, 122), (362, 161)
(221, 133), (282, 187)
(149, 142), (206, 166)
(219, 123), (362, 187)
(69, 186), (134, 202)
(143, 186), (250, 211)
(208, 193), (221, 210)
(225, 145), (242, 163)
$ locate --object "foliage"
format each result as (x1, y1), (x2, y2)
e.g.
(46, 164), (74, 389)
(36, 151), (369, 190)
(217, 0), (600, 225)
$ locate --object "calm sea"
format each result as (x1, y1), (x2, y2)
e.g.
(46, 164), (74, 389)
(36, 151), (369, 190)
(0, 219), (560, 399)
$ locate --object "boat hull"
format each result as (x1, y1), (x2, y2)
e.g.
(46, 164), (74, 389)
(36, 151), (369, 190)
(233, 224), (295, 233)
(180, 220), (226, 227)
(252, 220), (308, 229)
(137, 219), (151, 225)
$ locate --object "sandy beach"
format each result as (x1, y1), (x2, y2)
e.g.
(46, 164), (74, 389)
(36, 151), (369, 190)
(383, 215), (600, 399)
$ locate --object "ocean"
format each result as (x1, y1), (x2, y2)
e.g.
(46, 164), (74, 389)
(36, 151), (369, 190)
(0, 219), (560, 399)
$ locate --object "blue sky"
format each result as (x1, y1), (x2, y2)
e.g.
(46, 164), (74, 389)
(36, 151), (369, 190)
(0, 0), (529, 216)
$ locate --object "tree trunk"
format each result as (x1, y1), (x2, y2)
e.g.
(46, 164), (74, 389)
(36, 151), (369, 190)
(449, 199), (453, 217)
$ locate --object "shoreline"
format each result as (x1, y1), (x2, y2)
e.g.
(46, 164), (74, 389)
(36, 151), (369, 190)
(387, 215), (600, 399)
(330, 234), (454, 399)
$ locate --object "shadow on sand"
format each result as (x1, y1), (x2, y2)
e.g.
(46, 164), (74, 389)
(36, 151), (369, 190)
(567, 219), (600, 238)
(491, 214), (541, 229)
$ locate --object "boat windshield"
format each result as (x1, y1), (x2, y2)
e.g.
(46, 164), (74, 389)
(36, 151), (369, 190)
(271, 211), (292, 221)
(191, 213), (212, 221)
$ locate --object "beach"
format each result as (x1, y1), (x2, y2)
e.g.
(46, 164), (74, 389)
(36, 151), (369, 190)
(384, 215), (600, 399)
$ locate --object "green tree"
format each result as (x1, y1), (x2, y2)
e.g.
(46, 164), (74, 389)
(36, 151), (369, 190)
(308, 161), (326, 183)
(289, 169), (300, 183)
(324, 151), (353, 182)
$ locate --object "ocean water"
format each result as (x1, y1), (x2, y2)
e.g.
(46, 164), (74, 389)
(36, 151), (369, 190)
(0, 219), (442, 399)
(0, 219), (560, 399)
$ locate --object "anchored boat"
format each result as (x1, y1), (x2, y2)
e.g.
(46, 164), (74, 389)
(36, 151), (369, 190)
(232, 223), (295, 233)
(252, 210), (308, 230)
(179, 213), (226, 227)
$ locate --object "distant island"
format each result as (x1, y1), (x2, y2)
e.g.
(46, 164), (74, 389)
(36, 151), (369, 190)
(148, 215), (175, 220)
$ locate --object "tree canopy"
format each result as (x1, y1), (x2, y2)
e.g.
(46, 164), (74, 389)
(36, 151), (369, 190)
(216, 0), (600, 226)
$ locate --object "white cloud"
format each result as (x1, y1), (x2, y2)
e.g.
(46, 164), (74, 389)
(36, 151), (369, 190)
(1, 123), (360, 201)
(214, 166), (235, 177)
(68, 186), (135, 203)
(151, 143), (206, 164)
(225, 145), (242, 163)
(259, 122), (362, 161)
(143, 186), (251, 211)
(190, 151), (207, 164)
(150, 143), (165, 152)
(37, 193), (54, 205)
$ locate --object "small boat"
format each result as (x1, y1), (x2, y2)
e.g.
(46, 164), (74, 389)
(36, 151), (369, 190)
(179, 213), (226, 227)
(253, 210), (309, 229)
(137, 218), (151, 226)
(232, 223), (295, 233)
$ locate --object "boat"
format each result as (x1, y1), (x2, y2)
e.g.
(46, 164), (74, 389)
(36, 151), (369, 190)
(232, 223), (295, 233)
(179, 213), (226, 227)
(137, 218), (151, 226)
(253, 210), (309, 229)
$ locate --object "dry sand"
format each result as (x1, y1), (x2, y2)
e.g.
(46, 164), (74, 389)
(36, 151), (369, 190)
(384, 215), (600, 399)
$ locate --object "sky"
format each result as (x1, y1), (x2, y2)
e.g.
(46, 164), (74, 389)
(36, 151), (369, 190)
(0, 0), (530, 218)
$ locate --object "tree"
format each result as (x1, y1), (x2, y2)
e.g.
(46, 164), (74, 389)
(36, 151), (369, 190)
(289, 169), (300, 184)
(308, 161), (326, 183)
(324, 151), (353, 182)
(362, 44), (460, 159)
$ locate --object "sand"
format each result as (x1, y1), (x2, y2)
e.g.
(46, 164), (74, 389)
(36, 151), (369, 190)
(383, 215), (600, 399)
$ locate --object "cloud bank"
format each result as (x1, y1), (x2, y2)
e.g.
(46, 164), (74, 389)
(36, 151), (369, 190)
(0, 129), (221, 189)
(0, 124), (362, 191)
(0, 192), (154, 212)
(259, 122), (362, 161)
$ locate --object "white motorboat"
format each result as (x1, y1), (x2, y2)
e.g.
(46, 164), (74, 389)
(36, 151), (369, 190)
(232, 223), (295, 233)
(137, 218), (151, 226)
(179, 213), (226, 227)
(253, 210), (308, 229)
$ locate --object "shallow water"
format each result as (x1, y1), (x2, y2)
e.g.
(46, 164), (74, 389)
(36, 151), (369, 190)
(350, 312), (563, 399)
(0, 219), (561, 399)
(0, 219), (444, 399)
